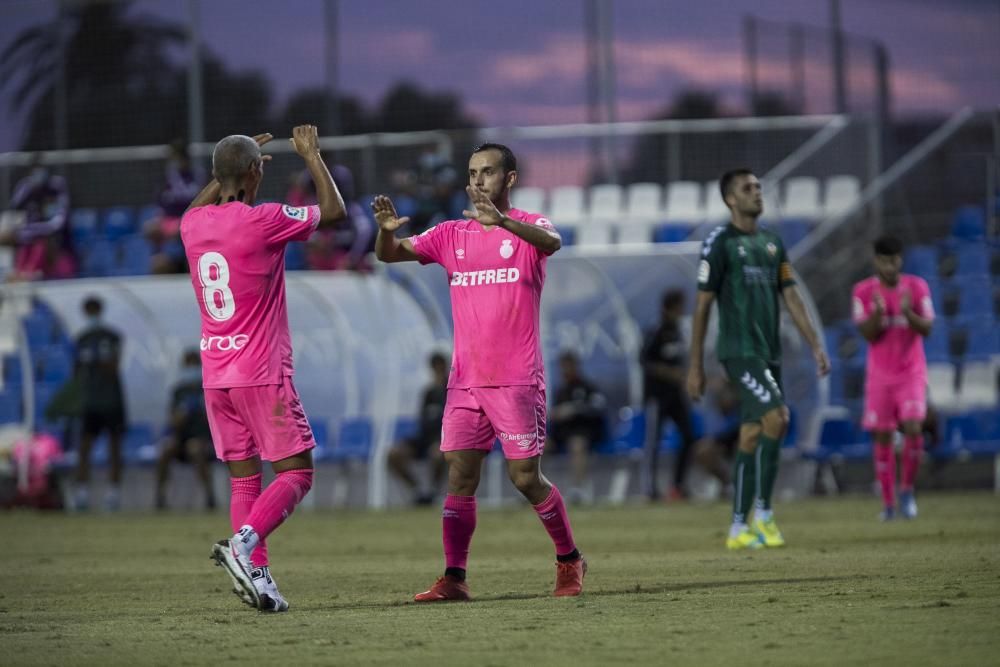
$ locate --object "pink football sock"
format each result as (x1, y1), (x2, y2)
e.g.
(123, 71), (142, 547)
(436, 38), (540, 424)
(230, 473), (269, 567)
(243, 469), (313, 542)
(873, 443), (896, 509)
(442, 494), (477, 571)
(901, 434), (923, 492)
(532, 485), (577, 557)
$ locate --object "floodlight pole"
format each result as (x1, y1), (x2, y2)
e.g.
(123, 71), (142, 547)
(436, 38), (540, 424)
(324, 0), (340, 137)
(186, 0), (205, 147)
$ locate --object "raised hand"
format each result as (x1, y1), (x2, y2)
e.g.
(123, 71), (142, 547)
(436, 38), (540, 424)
(290, 125), (321, 159)
(462, 185), (504, 226)
(252, 133), (274, 162)
(371, 194), (410, 232)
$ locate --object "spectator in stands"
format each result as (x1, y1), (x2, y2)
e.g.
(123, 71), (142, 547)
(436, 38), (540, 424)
(641, 289), (697, 501)
(71, 296), (126, 511)
(2, 159), (75, 281)
(693, 380), (741, 493)
(289, 164), (375, 271)
(146, 139), (205, 274)
(549, 352), (607, 505)
(387, 352), (449, 505)
(155, 349), (215, 511)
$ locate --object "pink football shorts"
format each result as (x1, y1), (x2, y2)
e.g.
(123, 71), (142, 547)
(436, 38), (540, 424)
(205, 375), (315, 462)
(862, 380), (927, 432)
(441, 384), (547, 460)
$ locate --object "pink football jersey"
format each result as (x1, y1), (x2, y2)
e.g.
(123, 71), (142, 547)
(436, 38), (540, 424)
(181, 202), (319, 388)
(851, 274), (934, 386)
(409, 208), (556, 388)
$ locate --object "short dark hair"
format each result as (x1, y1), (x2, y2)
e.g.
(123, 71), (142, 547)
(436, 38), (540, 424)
(212, 135), (261, 185)
(429, 352), (448, 368)
(873, 235), (903, 256)
(719, 168), (755, 203)
(471, 143), (517, 173)
(82, 296), (103, 315)
(662, 289), (685, 310)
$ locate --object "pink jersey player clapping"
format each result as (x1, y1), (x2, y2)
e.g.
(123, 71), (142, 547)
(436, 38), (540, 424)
(372, 143), (586, 602)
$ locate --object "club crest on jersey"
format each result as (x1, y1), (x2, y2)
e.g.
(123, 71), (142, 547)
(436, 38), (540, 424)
(766, 242), (777, 256)
(737, 245), (747, 257)
(281, 205), (309, 222)
(456, 248), (465, 259)
(500, 239), (514, 259)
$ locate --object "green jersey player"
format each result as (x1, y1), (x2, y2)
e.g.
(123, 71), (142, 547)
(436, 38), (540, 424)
(686, 169), (830, 550)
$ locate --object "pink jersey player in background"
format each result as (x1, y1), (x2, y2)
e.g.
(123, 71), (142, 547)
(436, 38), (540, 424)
(181, 126), (345, 611)
(852, 235), (934, 521)
(372, 143), (587, 602)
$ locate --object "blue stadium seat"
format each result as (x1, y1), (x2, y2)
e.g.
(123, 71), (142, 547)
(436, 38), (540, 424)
(659, 409), (705, 452)
(965, 326), (1000, 359)
(285, 242), (306, 271)
(953, 246), (989, 276)
(957, 280), (994, 317)
(924, 322), (949, 362)
(3, 354), (23, 384)
(34, 344), (73, 383)
(0, 389), (22, 424)
(101, 206), (137, 241)
(137, 204), (162, 226)
(903, 245), (937, 277)
(950, 206), (986, 241)
(394, 416), (419, 442)
(116, 235), (153, 275)
(124, 423), (157, 464)
(332, 417), (373, 460)
(653, 224), (693, 243)
(81, 239), (116, 277)
(776, 219), (810, 248)
(69, 208), (99, 245)
(600, 408), (645, 455)
(310, 419), (328, 448)
(555, 226), (576, 246)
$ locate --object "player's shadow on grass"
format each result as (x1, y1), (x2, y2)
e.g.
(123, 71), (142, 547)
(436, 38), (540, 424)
(310, 575), (853, 611)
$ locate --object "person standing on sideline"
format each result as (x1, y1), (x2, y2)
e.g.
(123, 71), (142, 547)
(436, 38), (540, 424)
(372, 142), (586, 601)
(687, 169), (830, 550)
(182, 126), (345, 611)
(641, 289), (697, 501)
(852, 236), (933, 520)
(72, 296), (126, 511)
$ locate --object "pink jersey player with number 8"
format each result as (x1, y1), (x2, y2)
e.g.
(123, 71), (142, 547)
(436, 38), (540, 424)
(181, 127), (344, 612)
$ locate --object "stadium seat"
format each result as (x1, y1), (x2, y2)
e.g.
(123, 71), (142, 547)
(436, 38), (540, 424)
(953, 246), (990, 276)
(34, 344), (73, 383)
(137, 204), (162, 226)
(393, 416), (419, 442)
(927, 362), (960, 410)
(819, 417), (858, 448)
(124, 423), (157, 464)
(957, 281), (994, 318)
(965, 326), (1000, 359)
(775, 219), (811, 248)
(602, 408), (645, 455)
(101, 206), (137, 241)
(903, 245), (937, 277)
(588, 184), (624, 221)
(924, 322), (949, 363)
(511, 187), (545, 213)
(781, 177), (821, 219)
(117, 235), (153, 275)
(823, 175), (861, 217)
(310, 419), (328, 448)
(285, 242), (306, 270)
(652, 224), (693, 243)
(23, 308), (60, 348)
(575, 225), (614, 247)
(81, 240), (116, 277)
(950, 206), (986, 241)
(332, 417), (373, 460)
(702, 181), (729, 224)
(0, 389), (21, 424)
(625, 183), (664, 221)
(616, 222), (654, 244)
(69, 208), (99, 245)
(555, 225), (576, 246)
(665, 181), (703, 223)
(959, 360), (998, 408)
(550, 186), (585, 224)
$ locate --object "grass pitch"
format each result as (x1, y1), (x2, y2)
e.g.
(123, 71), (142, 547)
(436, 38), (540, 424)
(2, 491), (998, 666)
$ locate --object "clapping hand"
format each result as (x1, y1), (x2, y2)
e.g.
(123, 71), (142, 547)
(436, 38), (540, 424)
(463, 185), (504, 226)
(371, 195), (410, 232)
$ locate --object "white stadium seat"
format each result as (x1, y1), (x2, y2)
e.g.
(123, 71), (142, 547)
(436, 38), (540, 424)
(824, 175), (861, 217)
(927, 363), (960, 411)
(511, 187), (545, 214)
(589, 184), (624, 221)
(549, 186), (585, 224)
(959, 360), (998, 408)
(665, 181), (704, 223)
(625, 183), (664, 220)
(782, 177), (822, 219)
(616, 221), (655, 244)
(703, 180), (729, 223)
(575, 225), (614, 247)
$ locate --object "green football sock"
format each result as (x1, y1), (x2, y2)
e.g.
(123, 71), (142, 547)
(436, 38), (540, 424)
(756, 435), (781, 511)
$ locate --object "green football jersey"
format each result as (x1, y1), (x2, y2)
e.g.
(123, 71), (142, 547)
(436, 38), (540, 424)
(696, 224), (796, 363)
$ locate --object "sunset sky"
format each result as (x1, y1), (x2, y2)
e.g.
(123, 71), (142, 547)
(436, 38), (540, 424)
(1, 0), (997, 153)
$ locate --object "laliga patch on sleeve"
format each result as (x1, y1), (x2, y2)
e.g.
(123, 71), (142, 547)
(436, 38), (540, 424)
(282, 205), (309, 222)
(697, 259), (710, 283)
(852, 297), (865, 321)
(535, 217), (553, 228)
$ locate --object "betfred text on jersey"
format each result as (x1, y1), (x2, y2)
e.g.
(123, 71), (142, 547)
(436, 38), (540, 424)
(201, 334), (250, 352)
(450, 267), (521, 287)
